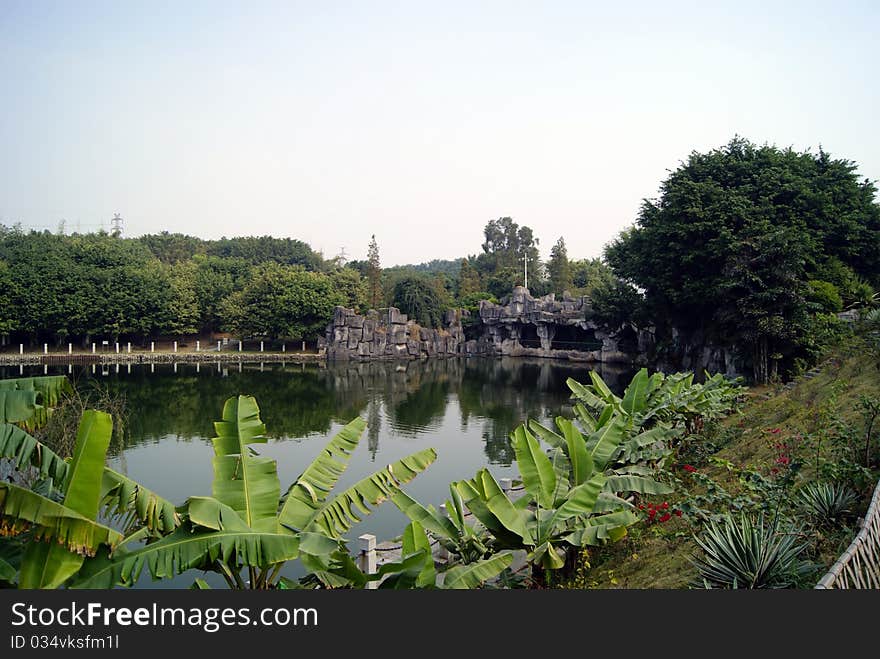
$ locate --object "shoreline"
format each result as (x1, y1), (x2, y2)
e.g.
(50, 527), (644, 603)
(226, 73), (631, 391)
(0, 351), (326, 366)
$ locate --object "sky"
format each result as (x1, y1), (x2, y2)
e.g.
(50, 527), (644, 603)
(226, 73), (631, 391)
(1, 1), (878, 267)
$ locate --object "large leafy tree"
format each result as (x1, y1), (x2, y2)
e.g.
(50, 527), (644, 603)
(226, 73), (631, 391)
(474, 217), (543, 293)
(221, 263), (347, 340)
(605, 137), (880, 381)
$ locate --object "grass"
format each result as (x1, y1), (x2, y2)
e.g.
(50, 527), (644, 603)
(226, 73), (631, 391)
(576, 334), (880, 589)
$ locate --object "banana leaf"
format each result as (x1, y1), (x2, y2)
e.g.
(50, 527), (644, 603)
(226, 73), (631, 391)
(278, 417), (366, 530)
(211, 395), (280, 532)
(442, 552), (513, 589)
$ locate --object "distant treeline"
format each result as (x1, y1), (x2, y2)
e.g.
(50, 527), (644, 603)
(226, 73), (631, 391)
(0, 221), (616, 345)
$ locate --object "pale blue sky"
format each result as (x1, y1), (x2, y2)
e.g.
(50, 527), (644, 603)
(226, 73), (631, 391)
(1, 1), (877, 266)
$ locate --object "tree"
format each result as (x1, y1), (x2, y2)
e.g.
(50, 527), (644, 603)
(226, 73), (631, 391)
(547, 237), (573, 296)
(571, 258), (615, 296)
(474, 217), (543, 293)
(221, 263), (346, 340)
(391, 276), (447, 327)
(605, 137), (880, 381)
(367, 235), (382, 309)
(457, 258), (482, 300)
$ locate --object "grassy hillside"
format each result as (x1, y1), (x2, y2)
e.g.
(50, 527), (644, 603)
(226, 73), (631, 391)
(573, 334), (880, 589)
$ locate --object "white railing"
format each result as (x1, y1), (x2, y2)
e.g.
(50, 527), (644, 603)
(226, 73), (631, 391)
(816, 478), (880, 589)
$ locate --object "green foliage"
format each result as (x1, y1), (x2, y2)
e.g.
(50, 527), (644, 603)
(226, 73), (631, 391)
(570, 258), (616, 297)
(690, 513), (810, 589)
(69, 396), (436, 589)
(605, 137), (880, 382)
(366, 235), (382, 309)
(221, 263), (351, 340)
(806, 280), (843, 313)
(547, 237), (573, 295)
(796, 482), (858, 528)
(391, 275), (447, 327)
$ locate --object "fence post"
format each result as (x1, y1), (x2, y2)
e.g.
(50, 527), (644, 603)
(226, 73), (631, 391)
(68, 343), (72, 355)
(115, 342), (119, 354)
(217, 341), (221, 352)
(173, 341), (177, 353)
(282, 343), (285, 353)
(260, 341), (264, 352)
(196, 340), (200, 352)
(43, 343), (48, 355)
(239, 341), (242, 352)
(302, 340), (306, 352)
(359, 534), (378, 589)
(19, 344), (23, 355)
(151, 341), (155, 353)
(92, 343), (96, 354)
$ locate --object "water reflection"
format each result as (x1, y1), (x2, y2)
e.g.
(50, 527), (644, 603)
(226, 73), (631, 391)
(1, 358), (634, 468)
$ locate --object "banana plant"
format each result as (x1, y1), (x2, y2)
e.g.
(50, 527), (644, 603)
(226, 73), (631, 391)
(71, 395), (437, 589)
(391, 484), (494, 564)
(296, 520), (513, 589)
(0, 411), (128, 588)
(453, 419), (668, 576)
(567, 368), (743, 434)
(0, 375), (72, 431)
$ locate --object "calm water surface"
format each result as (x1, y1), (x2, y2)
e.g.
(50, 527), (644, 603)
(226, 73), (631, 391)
(4, 357), (634, 588)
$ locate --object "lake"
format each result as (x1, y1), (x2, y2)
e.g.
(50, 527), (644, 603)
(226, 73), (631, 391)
(2, 357), (635, 588)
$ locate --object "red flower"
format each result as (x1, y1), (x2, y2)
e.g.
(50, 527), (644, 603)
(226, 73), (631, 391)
(771, 467), (779, 475)
(648, 509), (656, 519)
(683, 464), (697, 473)
(776, 456), (790, 465)
(660, 502), (669, 510)
(659, 513), (672, 523)
(674, 509), (683, 517)
(768, 428), (781, 434)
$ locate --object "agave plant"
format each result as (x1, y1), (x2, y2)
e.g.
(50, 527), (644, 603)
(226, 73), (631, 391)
(796, 482), (858, 528)
(689, 513), (809, 589)
(70, 395), (437, 589)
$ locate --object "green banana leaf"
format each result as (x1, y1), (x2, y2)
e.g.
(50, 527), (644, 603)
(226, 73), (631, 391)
(455, 469), (533, 546)
(19, 410), (113, 589)
(304, 448), (437, 538)
(603, 474), (672, 496)
(100, 468), (180, 535)
(278, 417), (367, 530)
(69, 525), (302, 588)
(211, 395), (281, 532)
(557, 417), (594, 486)
(621, 368), (650, 415)
(442, 552), (513, 589)
(390, 489), (459, 539)
(548, 474), (605, 528)
(0, 422), (68, 489)
(585, 416), (627, 471)
(510, 425), (556, 509)
(402, 520), (436, 588)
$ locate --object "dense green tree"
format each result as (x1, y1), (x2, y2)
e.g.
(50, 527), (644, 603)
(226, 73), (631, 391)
(329, 267), (368, 312)
(367, 235), (382, 309)
(391, 275), (447, 327)
(547, 237), (573, 296)
(221, 263), (345, 340)
(474, 217), (543, 294)
(457, 258), (482, 300)
(138, 232), (205, 264)
(570, 258), (615, 296)
(605, 137), (880, 382)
